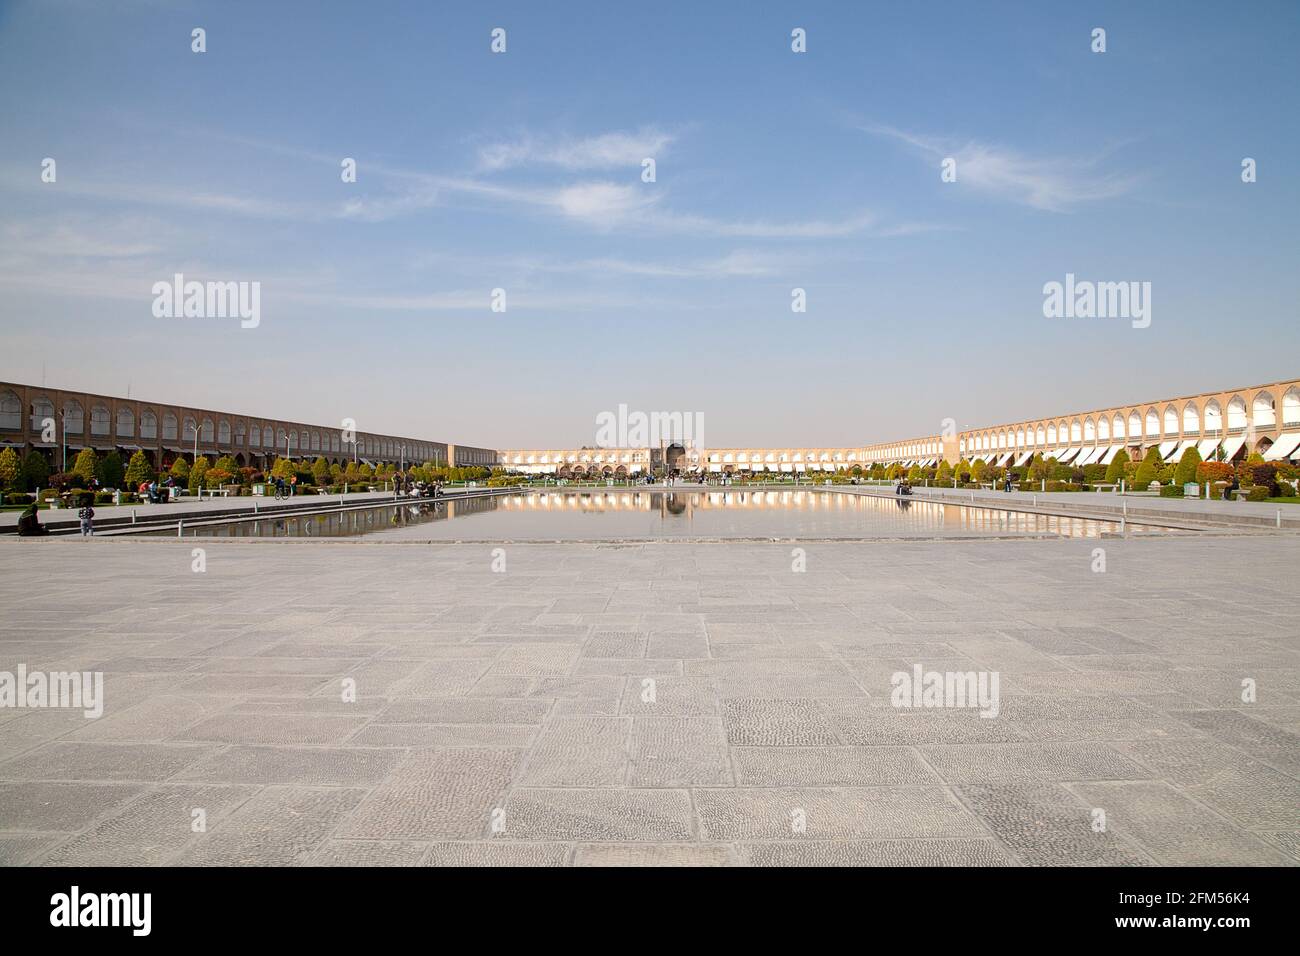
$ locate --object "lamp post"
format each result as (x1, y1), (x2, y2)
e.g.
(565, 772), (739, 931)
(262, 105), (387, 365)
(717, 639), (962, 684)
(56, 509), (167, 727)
(186, 422), (200, 499)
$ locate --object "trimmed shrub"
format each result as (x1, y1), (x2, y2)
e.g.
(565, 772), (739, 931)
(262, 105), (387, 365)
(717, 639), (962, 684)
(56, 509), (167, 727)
(1158, 484), (1185, 498)
(1196, 461), (1233, 484)
(1044, 481), (1084, 492)
(1246, 462), (1280, 496)
(1104, 449), (1130, 484)
(0, 447), (21, 491)
(71, 448), (98, 484)
(1134, 448), (1163, 488)
(5, 492), (31, 505)
(1244, 486), (1269, 502)
(189, 456), (210, 493)
(21, 451), (49, 491)
(1174, 447), (1202, 485)
(124, 450), (154, 488)
(97, 450), (125, 489)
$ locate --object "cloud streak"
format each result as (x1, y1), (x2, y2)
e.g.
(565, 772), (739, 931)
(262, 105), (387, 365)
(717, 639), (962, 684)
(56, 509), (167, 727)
(861, 124), (1137, 212)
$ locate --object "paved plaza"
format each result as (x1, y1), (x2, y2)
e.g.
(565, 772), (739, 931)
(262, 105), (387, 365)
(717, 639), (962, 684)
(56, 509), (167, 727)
(0, 532), (1297, 866)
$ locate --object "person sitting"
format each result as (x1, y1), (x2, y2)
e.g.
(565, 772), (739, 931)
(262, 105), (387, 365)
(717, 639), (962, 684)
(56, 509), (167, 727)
(17, 503), (49, 537)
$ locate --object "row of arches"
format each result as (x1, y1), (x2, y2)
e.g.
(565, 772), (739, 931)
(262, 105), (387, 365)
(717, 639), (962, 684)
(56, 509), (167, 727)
(956, 388), (1299, 458)
(0, 389), (443, 463)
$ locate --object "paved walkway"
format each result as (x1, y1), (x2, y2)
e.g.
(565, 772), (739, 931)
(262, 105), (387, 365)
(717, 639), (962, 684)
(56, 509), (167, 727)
(0, 534), (1296, 866)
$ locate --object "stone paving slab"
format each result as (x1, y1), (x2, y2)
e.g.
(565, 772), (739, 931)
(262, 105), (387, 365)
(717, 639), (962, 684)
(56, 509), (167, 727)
(0, 534), (1297, 866)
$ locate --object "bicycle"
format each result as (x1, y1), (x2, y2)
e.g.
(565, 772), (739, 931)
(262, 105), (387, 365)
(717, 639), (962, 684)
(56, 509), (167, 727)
(273, 485), (288, 500)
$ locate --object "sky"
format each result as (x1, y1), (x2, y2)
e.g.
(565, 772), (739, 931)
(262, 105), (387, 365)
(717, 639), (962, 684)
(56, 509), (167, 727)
(0, 0), (1296, 450)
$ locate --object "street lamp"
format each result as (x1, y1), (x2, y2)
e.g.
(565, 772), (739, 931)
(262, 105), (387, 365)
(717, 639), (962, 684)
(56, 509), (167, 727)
(186, 422), (200, 499)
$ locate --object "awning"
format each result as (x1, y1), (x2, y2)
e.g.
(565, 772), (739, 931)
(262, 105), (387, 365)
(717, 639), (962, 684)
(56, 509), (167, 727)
(996, 452), (1013, 466)
(1075, 446), (1102, 466)
(1099, 444), (1123, 465)
(1158, 440), (1179, 459)
(1263, 432), (1300, 461)
(1196, 437), (1221, 459)
(1170, 439), (1198, 461)
(1047, 447), (1069, 461)
(1013, 451), (1032, 467)
(1058, 447), (1081, 463)
(1219, 434), (1247, 461)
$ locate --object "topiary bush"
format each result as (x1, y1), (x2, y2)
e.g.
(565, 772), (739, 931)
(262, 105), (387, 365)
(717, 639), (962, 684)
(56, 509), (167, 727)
(1244, 486), (1269, 502)
(1104, 449), (1130, 484)
(1174, 447), (1202, 485)
(1134, 448), (1163, 488)
(1159, 484), (1185, 498)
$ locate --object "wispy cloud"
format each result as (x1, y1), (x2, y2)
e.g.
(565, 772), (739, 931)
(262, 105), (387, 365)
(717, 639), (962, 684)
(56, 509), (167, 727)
(477, 128), (675, 171)
(860, 124), (1137, 212)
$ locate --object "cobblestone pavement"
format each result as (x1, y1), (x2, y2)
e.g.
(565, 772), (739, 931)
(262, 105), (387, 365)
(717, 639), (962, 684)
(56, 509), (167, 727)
(0, 534), (1296, 866)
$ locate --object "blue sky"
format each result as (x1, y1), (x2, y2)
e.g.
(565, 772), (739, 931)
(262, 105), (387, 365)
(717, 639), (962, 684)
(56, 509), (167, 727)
(0, 0), (1296, 448)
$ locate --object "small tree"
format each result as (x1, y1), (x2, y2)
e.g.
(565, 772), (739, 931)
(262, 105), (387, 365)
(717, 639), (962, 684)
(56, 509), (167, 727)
(189, 456), (210, 493)
(0, 447), (21, 491)
(72, 448), (98, 484)
(1174, 447), (1202, 485)
(1104, 449), (1130, 484)
(969, 459), (987, 483)
(214, 455), (239, 475)
(312, 456), (330, 485)
(124, 450), (154, 487)
(97, 450), (125, 488)
(170, 457), (191, 481)
(21, 450), (49, 491)
(1134, 447), (1163, 488)
(270, 457), (296, 480)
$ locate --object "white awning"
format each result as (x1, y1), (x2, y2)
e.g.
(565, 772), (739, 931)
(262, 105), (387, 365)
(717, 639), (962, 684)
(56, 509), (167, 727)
(1157, 440), (1179, 459)
(1058, 447), (1080, 463)
(1047, 447), (1069, 461)
(1219, 434), (1247, 461)
(1075, 447), (1100, 466)
(1263, 432), (1300, 461)
(1099, 444), (1124, 465)
(996, 452), (1013, 466)
(1170, 439), (1198, 461)
(1196, 437), (1221, 459)
(1013, 451), (1032, 467)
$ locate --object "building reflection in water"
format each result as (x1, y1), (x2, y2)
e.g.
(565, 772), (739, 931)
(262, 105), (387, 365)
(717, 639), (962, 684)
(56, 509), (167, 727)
(163, 489), (1155, 539)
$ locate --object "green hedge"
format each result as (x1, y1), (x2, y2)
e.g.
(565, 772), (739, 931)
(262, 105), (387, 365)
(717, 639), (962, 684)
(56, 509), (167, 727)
(1158, 485), (1185, 498)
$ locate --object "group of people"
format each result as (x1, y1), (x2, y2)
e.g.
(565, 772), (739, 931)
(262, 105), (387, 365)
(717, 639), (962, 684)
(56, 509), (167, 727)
(137, 476), (177, 504)
(393, 472), (441, 498)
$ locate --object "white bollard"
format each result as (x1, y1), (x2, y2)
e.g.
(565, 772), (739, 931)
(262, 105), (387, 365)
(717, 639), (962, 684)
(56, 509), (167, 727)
(1278, 509), (1282, 529)
(177, 519), (183, 538)
(132, 509), (137, 524)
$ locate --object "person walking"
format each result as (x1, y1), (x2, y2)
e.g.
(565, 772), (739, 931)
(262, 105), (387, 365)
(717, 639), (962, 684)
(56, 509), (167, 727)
(78, 497), (95, 537)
